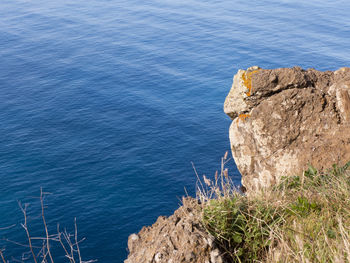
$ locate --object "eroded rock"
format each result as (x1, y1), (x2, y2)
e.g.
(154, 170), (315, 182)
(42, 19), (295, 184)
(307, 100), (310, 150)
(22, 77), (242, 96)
(224, 66), (350, 191)
(124, 197), (224, 263)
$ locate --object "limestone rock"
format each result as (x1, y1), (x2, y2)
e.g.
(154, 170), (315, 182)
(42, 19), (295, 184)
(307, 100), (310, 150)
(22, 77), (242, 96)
(124, 197), (224, 263)
(224, 66), (350, 191)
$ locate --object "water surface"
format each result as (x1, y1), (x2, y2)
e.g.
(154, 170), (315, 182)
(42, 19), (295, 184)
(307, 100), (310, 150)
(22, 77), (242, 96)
(0, 0), (349, 262)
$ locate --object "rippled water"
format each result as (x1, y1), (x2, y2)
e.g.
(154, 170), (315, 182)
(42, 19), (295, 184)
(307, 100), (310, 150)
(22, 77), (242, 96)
(0, 0), (349, 262)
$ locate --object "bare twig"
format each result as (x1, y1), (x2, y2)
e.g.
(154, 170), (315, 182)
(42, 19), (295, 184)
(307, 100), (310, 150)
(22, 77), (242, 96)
(63, 230), (75, 263)
(0, 249), (7, 263)
(57, 225), (74, 263)
(0, 225), (16, 231)
(18, 202), (37, 263)
(11, 256), (25, 263)
(74, 219), (82, 263)
(40, 188), (54, 263)
(41, 240), (47, 263)
(4, 190), (94, 263)
(3, 239), (29, 249)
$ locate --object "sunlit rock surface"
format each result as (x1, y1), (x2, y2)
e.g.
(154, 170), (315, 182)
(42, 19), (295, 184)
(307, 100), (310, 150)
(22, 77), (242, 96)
(124, 198), (224, 263)
(224, 66), (350, 191)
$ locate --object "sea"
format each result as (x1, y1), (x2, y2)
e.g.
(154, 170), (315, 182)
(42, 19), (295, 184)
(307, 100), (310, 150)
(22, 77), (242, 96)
(0, 0), (349, 262)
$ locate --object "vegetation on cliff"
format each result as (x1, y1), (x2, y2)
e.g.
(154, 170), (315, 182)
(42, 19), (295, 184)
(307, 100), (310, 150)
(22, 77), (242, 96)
(198, 154), (350, 263)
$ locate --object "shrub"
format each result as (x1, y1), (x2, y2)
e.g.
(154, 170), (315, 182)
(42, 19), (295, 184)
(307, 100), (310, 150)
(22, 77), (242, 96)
(0, 189), (94, 263)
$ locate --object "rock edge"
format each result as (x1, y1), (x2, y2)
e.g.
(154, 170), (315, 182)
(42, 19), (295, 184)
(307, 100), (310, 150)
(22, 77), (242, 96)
(124, 197), (225, 263)
(224, 66), (350, 191)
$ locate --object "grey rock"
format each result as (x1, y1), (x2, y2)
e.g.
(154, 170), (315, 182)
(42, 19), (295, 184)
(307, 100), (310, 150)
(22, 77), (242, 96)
(124, 197), (225, 263)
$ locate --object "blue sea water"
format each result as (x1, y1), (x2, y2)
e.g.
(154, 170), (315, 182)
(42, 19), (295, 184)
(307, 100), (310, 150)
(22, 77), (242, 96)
(0, 0), (349, 262)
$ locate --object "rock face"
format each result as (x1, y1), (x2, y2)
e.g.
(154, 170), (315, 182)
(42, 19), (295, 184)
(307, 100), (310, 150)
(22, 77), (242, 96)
(224, 66), (350, 191)
(124, 198), (224, 263)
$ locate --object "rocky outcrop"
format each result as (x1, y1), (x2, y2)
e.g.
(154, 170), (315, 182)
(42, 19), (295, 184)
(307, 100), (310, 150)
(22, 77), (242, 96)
(124, 198), (225, 263)
(224, 66), (350, 191)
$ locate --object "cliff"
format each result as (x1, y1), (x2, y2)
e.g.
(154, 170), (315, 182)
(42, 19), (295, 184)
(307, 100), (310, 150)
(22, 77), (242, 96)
(124, 197), (224, 263)
(224, 66), (350, 191)
(124, 67), (350, 263)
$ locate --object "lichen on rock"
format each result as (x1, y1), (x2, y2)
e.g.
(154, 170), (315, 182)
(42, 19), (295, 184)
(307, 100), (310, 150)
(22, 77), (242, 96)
(224, 66), (350, 191)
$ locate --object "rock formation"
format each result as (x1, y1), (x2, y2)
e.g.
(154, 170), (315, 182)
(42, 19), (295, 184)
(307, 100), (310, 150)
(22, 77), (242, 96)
(224, 66), (350, 191)
(124, 198), (224, 263)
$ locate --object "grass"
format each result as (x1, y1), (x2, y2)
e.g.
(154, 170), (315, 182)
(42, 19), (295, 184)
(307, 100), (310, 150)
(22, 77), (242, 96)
(197, 154), (350, 262)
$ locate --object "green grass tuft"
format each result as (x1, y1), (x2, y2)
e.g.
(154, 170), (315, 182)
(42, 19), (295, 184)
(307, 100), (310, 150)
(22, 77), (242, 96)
(198, 156), (350, 262)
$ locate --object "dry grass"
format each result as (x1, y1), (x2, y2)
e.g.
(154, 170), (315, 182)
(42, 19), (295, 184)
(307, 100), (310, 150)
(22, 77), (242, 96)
(198, 153), (350, 263)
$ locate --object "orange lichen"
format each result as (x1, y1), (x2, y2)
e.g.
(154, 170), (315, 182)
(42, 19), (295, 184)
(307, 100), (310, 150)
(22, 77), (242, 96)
(236, 113), (251, 126)
(242, 70), (259, 96)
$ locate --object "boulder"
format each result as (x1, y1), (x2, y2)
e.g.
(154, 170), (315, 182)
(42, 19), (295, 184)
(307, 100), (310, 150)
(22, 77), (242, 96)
(224, 66), (350, 191)
(124, 197), (224, 263)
